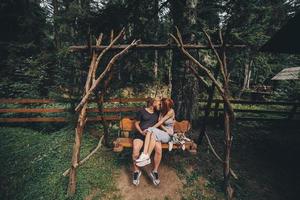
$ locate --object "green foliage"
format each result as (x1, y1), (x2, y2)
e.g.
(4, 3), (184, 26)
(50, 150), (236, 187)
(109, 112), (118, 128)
(0, 0), (54, 97)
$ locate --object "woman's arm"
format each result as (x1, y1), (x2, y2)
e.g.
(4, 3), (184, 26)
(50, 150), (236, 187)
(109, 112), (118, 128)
(153, 109), (174, 128)
(159, 124), (169, 132)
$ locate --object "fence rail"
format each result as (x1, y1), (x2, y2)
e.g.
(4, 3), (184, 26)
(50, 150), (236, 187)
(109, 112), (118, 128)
(0, 98), (148, 104)
(0, 98), (299, 123)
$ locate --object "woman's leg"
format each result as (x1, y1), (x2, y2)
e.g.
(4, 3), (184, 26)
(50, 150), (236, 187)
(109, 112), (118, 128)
(142, 131), (152, 155)
(146, 133), (157, 156)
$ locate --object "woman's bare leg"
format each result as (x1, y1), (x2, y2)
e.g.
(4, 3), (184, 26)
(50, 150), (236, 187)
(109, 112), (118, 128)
(142, 131), (152, 155)
(146, 133), (157, 156)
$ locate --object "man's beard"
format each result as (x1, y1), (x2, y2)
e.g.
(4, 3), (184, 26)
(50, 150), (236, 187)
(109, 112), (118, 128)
(154, 106), (161, 112)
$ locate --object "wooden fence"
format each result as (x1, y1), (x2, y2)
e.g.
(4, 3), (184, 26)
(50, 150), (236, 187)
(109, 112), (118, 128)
(0, 98), (299, 123)
(212, 99), (300, 121)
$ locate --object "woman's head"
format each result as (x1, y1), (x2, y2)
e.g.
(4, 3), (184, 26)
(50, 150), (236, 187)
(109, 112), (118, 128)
(161, 98), (174, 116)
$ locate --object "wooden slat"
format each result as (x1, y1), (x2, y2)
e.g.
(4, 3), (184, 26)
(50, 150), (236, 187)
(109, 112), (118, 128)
(0, 98), (148, 104)
(104, 98), (148, 103)
(235, 117), (300, 121)
(0, 117), (67, 123)
(0, 107), (142, 113)
(87, 116), (122, 121)
(213, 99), (300, 106)
(0, 115), (124, 123)
(89, 107), (142, 113)
(113, 137), (196, 152)
(0, 99), (56, 104)
(214, 109), (300, 115)
(206, 116), (300, 121)
(0, 108), (68, 113)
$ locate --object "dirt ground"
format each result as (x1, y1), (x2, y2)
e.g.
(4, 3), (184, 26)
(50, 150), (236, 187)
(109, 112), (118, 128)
(85, 121), (300, 200)
(116, 163), (183, 200)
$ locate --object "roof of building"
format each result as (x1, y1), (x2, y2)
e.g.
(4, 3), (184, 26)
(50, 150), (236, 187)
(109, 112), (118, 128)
(271, 67), (300, 80)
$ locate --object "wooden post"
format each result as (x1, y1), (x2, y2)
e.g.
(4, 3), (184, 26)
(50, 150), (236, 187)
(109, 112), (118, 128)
(287, 104), (298, 120)
(97, 71), (114, 147)
(221, 44), (234, 200)
(67, 29), (138, 196)
(67, 103), (88, 195)
(67, 51), (95, 196)
(223, 103), (233, 199)
(197, 67), (220, 144)
(170, 27), (235, 199)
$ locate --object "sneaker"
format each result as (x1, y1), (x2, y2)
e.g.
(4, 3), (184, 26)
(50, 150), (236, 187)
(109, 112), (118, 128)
(150, 171), (160, 186)
(136, 158), (151, 167)
(132, 171), (142, 186)
(136, 153), (149, 163)
(168, 141), (173, 151)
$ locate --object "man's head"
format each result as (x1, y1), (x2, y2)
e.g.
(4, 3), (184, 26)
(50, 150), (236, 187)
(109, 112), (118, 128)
(146, 97), (161, 111)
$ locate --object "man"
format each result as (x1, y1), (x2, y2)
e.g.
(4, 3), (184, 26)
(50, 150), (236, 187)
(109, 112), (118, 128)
(132, 97), (162, 186)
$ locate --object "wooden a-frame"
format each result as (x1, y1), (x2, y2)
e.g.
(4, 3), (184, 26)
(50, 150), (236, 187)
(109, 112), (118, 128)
(67, 28), (245, 200)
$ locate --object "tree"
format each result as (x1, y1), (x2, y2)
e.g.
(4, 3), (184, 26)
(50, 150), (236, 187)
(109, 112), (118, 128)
(0, 0), (53, 97)
(170, 0), (200, 121)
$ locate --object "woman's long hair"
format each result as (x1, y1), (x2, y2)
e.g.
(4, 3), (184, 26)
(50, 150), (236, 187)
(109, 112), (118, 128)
(161, 98), (174, 116)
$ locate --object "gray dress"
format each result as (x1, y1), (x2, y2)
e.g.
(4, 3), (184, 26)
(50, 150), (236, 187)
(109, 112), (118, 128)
(146, 117), (174, 143)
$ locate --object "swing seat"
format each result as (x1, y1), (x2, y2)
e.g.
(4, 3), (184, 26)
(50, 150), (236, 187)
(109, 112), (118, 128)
(113, 117), (197, 153)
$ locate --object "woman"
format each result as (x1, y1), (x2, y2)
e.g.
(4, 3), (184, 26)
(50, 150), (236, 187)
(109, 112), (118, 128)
(136, 98), (175, 167)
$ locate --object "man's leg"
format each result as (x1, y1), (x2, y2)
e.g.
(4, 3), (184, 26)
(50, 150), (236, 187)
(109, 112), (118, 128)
(132, 139), (143, 172)
(153, 142), (162, 172)
(150, 141), (162, 186)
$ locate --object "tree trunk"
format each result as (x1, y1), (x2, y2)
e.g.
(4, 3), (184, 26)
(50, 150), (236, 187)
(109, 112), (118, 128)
(242, 59), (252, 90)
(170, 0), (199, 121)
(154, 50), (158, 79)
(153, 0), (159, 80)
(168, 50), (173, 94)
(52, 0), (60, 48)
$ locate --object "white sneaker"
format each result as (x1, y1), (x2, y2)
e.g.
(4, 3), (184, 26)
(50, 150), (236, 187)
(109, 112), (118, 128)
(136, 158), (151, 167)
(136, 153), (149, 163)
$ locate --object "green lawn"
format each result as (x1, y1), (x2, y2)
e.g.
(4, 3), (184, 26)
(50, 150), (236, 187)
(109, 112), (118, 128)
(1, 120), (299, 200)
(0, 126), (119, 200)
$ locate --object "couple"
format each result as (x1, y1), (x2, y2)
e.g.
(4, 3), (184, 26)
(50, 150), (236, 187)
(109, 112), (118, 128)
(132, 97), (175, 186)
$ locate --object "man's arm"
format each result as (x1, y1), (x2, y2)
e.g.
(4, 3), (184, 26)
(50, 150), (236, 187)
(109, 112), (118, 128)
(135, 110), (145, 135)
(135, 121), (145, 135)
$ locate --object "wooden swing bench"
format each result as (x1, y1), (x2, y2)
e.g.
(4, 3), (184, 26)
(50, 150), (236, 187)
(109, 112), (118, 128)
(113, 117), (197, 153)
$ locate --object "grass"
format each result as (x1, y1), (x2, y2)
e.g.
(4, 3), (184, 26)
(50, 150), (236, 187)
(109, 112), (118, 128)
(176, 120), (300, 200)
(0, 126), (119, 200)
(1, 120), (299, 200)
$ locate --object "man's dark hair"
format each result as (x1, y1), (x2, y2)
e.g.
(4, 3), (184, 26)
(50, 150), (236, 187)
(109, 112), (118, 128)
(146, 97), (154, 107)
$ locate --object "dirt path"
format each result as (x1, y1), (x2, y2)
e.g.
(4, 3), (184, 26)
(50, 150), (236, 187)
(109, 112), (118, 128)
(116, 163), (183, 200)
